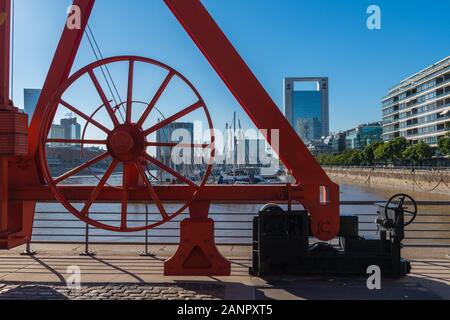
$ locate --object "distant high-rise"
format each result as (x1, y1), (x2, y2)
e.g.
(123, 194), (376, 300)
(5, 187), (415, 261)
(156, 122), (194, 168)
(60, 116), (81, 140)
(284, 78), (330, 144)
(23, 89), (42, 124)
(49, 114), (81, 145)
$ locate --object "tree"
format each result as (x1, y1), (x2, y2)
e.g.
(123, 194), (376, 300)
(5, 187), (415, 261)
(403, 142), (435, 164)
(374, 143), (390, 164)
(374, 138), (409, 164)
(389, 137), (410, 163)
(438, 135), (450, 156)
(361, 141), (383, 165)
(340, 150), (363, 166)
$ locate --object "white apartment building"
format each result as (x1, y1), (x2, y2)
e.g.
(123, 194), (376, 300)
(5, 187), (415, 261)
(382, 56), (450, 146)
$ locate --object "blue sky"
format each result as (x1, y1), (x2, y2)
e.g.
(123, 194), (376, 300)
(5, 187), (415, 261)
(10, 0), (450, 133)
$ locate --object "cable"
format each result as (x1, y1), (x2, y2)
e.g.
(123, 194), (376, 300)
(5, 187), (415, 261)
(84, 24), (125, 122)
(87, 25), (123, 105)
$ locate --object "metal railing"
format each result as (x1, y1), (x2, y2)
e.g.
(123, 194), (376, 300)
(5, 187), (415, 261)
(28, 201), (450, 252)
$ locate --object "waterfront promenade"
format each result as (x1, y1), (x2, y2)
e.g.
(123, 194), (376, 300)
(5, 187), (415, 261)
(0, 243), (448, 300)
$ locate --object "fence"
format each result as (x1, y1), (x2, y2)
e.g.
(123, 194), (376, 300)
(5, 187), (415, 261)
(325, 166), (450, 194)
(29, 201), (450, 251)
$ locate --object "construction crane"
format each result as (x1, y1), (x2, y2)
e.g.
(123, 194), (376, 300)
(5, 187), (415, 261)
(0, 0), (413, 277)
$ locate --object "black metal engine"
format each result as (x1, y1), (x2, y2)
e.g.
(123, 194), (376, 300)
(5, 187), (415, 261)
(251, 194), (417, 278)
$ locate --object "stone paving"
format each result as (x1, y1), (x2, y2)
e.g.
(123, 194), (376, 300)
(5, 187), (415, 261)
(0, 244), (448, 300)
(0, 283), (224, 300)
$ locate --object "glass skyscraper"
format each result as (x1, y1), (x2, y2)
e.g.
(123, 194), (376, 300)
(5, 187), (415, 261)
(284, 78), (330, 144)
(23, 89), (42, 124)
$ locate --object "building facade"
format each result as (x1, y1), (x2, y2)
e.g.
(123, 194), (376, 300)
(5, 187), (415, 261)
(284, 77), (330, 144)
(50, 114), (81, 145)
(307, 140), (332, 155)
(324, 132), (347, 154)
(156, 122), (194, 167)
(23, 89), (42, 124)
(382, 56), (450, 146)
(345, 122), (382, 150)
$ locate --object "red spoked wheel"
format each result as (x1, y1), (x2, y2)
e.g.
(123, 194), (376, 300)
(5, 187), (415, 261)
(39, 56), (215, 232)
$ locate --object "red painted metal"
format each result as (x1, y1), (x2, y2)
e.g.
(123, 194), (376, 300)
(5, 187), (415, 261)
(165, 218), (231, 276)
(39, 56), (215, 233)
(1, 0), (343, 274)
(0, 0), (10, 108)
(163, 0), (340, 241)
(0, 0), (29, 248)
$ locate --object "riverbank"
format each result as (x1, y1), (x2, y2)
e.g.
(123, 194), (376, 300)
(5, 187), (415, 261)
(325, 167), (450, 195)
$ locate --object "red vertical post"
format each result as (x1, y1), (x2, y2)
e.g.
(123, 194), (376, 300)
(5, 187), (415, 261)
(0, 0), (11, 234)
(0, 0), (11, 108)
(0, 158), (8, 233)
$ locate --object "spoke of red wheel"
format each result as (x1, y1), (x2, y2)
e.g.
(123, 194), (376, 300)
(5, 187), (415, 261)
(126, 59), (134, 124)
(59, 99), (111, 134)
(146, 142), (210, 148)
(143, 153), (199, 190)
(121, 163), (130, 230)
(137, 71), (174, 127)
(54, 152), (110, 184)
(81, 160), (118, 216)
(144, 101), (203, 136)
(46, 139), (107, 145)
(134, 162), (169, 220)
(89, 69), (120, 127)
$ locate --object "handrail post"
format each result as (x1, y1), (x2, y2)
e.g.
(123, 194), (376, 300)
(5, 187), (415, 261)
(80, 219), (96, 256)
(20, 236), (37, 256)
(140, 203), (155, 257)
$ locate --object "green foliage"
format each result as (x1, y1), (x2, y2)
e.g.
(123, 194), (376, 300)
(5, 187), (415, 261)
(374, 137), (409, 164)
(438, 135), (450, 156)
(403, 142), (434, 164)
(361, 141), (383, 165)
(315, 137), (438, 166)
(373, 143), (390, 163)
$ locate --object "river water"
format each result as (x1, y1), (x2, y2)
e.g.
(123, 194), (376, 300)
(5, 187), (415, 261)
(32, 183), (450, 246)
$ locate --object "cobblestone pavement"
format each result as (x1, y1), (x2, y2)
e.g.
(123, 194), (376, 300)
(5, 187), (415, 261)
(0, 283), (225, 300)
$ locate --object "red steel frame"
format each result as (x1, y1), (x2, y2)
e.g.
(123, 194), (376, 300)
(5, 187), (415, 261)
(1, 0), (340, 275)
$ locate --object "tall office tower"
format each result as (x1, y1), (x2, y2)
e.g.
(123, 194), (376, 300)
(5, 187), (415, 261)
(156, 122), (195, 168)
(382, 56), (450, 146)
(284, 78), (330, 144)
(49, 114), (81, 146)
(60, 115), (81, 140)
(23, 89), (42, 124)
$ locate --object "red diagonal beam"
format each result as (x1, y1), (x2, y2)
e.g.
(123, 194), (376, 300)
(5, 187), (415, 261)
(163, 0), (330, 185)
(163, 0), (339, 240)
(29, 0), (95, 159)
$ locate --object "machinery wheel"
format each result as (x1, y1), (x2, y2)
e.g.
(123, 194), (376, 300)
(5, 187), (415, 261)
(260, 203), (284, 214)
(39, 56), (215, 232)
(384, 194), (418, 227)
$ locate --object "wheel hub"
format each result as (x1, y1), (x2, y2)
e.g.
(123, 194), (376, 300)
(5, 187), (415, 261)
(107, 124), (146, 162)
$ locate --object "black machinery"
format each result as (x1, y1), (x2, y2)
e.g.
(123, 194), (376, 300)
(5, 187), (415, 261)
(251, 194), (418, 277)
